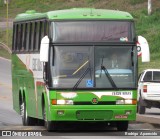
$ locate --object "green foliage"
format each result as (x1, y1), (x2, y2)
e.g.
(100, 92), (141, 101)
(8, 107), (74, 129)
(136, 10), (160, 54)
(135, 9), (160, 72)
(0, 29), (12, 48)
(87, 0), (100, 3)
(0, 30), (12, 59)
(129, 0), (146, 5)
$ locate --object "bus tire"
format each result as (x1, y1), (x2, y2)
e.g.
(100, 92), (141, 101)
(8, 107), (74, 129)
(116, 121), (128, 131)
(20, 97), (33, 126)
(42, 102), (57, 131)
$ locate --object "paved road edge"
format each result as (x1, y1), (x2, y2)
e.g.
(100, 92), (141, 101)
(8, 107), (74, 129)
(136, 114), (160, 125)
(0, 57), (11, 62)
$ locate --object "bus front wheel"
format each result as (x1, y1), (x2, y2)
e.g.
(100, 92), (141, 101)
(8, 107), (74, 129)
(42, 103), (57, 131)
(116, 121), (128, 131)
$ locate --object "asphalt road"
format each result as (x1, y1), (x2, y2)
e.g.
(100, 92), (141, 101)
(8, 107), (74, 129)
(0, 57), (159, 137)
(145, 108), (160, 119)
(0, 57), (21, 126)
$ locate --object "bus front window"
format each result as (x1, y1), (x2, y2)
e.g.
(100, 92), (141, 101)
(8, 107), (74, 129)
(51, 46), (94, 88)
(50, 46), (137, 89)
(95, 46), (136, 88)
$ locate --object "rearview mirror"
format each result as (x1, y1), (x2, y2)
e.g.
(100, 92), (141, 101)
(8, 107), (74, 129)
(40, 36), (49, 62)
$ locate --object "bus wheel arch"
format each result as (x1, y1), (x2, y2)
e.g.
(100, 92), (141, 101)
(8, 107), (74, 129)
(41, 93), (56, 131)
(41, 93), (46, 121)
(19, 89), (27, 125)
(42, 93), (50, 129)
(19, 89), (34, 126)
(41, 93), (46, 124)
(19, 89), (23, 116)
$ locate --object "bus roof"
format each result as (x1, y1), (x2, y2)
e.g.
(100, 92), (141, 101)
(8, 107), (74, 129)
(14, 8), (133, 22)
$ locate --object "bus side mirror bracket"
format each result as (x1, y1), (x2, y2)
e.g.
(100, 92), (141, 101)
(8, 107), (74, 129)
(40, 36), (49, 62)
(137, 36), (150, 62)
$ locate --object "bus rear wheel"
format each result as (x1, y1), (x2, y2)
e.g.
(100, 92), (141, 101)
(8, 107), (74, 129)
(20, 99), (34, 126)
(116, 121), (128, 131)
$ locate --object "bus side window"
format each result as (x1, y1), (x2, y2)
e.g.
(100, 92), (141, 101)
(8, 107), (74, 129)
(38, 21), (42, 51)
(40, 21), (45, 40)
(33, 22), (37, 51)
(17, 24), (21, 51)
(12, 24), (16, 51)
(32, 22), (36, 51)
(29, 22), (33, 51)
(26, 23), (29, 51)
(39, 20), (48, 51)
(20, 24), (23, 51)
(15, 24), (18, 51)
(35, 22), (40, 51)
(21, 23), (26, 51)
(44, 20), (49, 36)
(24, 23), (27, 51)
(39, 21), (45, 50)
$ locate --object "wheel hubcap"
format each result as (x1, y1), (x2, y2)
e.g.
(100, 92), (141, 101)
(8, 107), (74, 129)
(20, 102), (24, 117)
(44, 108), (47, 122)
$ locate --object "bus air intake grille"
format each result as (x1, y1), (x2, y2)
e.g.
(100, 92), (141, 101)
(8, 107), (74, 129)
(74, 101), (116, 105)
(76, 110), (113, 120)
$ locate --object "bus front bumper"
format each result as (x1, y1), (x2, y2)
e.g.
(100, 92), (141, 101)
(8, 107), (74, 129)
(48, 105), (136, 121)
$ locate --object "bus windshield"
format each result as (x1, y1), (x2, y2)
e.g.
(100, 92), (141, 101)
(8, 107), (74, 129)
(51, 46), (94, 88)
(52, 21), (133, 43)
(50, 46), (136, 89)
(95, 46), (135, 88)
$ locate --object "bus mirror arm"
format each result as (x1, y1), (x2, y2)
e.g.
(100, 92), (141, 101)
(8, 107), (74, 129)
(43, 65), (48, 83)
(44, 79), (48, 83)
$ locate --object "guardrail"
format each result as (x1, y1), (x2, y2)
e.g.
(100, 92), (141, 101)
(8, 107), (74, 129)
(0, 42), (11, 54)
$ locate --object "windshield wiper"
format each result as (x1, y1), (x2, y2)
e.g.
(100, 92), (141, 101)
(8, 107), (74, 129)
(100, 57), (117, 88)
(72, 67), (91, 90)
(73, 60), (92, 90)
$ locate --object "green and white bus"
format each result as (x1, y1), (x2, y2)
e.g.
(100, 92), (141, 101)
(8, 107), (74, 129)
(12, 8), (150, 131)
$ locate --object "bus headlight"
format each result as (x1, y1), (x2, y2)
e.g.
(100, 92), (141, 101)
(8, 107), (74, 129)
(53, 99), (74, 105)
(57, 100), (65, 105)
(125, 99), (132, 104)
(65, 100), (74, 105)
(116, 100), (125, 104)
(116, 99), (137, 105)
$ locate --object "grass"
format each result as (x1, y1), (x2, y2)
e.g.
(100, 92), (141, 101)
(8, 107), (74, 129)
(0, 29), (12, 48)
(0, 29), (12, 59)
(0, 47), (11, 59)
(129, 0), (146, 5)
(0, 0), (160, 72)
(133, 8), (160, 73)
